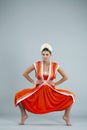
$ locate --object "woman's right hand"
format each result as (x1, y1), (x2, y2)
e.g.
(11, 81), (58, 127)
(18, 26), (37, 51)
(36, 80), (43, 85)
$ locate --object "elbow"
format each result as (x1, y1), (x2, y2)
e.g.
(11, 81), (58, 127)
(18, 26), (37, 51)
(65, 75), (68, 80)
(23, 72), (27, 77)
(64, 75), (68, 81)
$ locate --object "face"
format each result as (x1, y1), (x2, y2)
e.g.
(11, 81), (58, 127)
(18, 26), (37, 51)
(42, 50), (51, 62)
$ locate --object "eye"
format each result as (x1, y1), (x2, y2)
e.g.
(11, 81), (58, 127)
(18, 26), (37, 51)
(42, 53), (45, 56)
(46, 54), (49, 56)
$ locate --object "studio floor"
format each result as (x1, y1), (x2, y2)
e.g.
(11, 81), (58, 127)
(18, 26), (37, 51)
(0, 113), (87, 130)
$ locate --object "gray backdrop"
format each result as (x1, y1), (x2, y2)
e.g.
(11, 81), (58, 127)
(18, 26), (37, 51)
(0, 0), (87, 118)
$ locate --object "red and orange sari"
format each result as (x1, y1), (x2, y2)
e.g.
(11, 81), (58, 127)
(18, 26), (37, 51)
(14, 61), (75, 114)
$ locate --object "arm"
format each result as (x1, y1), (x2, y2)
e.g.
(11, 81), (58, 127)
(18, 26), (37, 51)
(23, 64), (35, 84)
(54, 66), (68, 86)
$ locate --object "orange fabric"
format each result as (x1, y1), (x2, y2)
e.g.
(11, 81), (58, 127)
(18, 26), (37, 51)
(14, 61), (75, 114)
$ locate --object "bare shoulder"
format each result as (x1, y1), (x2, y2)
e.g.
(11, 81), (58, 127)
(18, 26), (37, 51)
(52, 61), (58, 64)
(23, 64), (35, 74)
(26, 64), (35, 71)
(58, 66), (64, 72)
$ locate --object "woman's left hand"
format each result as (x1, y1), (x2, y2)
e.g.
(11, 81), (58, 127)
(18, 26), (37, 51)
(47, 80), (55, 86)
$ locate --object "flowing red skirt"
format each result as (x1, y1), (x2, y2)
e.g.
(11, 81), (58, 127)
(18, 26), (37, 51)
(14, 84), (75, 114)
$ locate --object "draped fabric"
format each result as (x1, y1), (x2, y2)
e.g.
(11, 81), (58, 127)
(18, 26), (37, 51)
(14, 61), (75, 114)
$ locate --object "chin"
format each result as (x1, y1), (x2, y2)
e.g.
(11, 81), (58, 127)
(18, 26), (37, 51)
(43, 60), (48, 62)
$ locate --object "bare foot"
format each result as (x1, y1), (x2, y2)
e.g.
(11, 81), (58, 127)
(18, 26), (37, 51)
(19, 113), (28, 125)
(63, 116), (72, 126)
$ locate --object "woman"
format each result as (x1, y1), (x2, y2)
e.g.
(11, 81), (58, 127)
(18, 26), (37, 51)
(14, 43), (75, 126)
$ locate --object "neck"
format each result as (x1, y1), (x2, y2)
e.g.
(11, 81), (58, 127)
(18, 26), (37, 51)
(43, 61), (50, 65)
